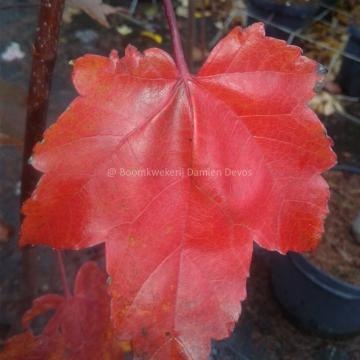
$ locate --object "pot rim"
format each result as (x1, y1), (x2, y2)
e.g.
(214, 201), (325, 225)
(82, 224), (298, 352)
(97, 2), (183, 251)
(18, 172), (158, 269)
(289, 253), (360, 297)
(289, 164), (360, 297)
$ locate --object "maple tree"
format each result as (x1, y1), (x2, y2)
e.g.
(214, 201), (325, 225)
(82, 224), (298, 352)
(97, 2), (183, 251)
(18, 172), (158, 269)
(3, 0), (336, 358)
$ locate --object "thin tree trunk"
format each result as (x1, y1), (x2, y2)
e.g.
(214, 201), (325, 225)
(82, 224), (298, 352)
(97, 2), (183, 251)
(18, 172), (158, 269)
(21, 0), (65, 308)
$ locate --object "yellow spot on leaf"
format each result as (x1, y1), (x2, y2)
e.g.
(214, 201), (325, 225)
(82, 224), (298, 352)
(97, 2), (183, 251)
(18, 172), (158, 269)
(128, 235), (137, 246)
(119, 340), (132, 353)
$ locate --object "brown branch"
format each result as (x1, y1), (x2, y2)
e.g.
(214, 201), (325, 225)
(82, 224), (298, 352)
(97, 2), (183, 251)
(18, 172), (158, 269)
(21, 0), (65, 203)
(21, 0), (65, 308)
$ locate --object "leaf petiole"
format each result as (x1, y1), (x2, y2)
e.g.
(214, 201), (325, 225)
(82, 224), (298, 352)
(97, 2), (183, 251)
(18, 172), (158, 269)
(56, 251), (71, 298)
(162, 0), (191, 78)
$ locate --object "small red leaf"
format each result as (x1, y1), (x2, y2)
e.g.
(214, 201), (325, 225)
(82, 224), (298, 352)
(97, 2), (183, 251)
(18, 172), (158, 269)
(1, 262), (124, 359)
(20, 23), (336, 358)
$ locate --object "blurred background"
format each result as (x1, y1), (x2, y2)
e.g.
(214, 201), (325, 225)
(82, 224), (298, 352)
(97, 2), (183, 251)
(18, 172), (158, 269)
(0, 0), (359, 359)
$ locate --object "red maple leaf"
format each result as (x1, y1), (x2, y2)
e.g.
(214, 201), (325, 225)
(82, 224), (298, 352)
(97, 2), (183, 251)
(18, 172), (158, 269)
(20, 23), (336, 359)
(0, 262), (125, 359)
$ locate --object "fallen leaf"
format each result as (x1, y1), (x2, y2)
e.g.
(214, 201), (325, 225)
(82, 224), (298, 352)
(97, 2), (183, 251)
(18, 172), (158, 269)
(116, 25), (133, 36)
(21, 24), (335, 359)
(309, 91), (344, 116)
(67, 0), (124, 28)
(140, 31), (162, 44)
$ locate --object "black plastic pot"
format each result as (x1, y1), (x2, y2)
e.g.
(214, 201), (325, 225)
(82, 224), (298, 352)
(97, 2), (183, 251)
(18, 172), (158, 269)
(320, 0), (337, 5)
(271, 166), (360, 337)
(337, 24), (360, 97)
(246, 0), (320, 40)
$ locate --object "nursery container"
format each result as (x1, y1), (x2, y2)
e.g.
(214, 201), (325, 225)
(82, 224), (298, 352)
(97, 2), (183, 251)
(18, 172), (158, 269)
(337, 24), (360, 97)
(271, 166), (360, 337)
(246, 0), (320, 40)
(323, 0), (337, 5)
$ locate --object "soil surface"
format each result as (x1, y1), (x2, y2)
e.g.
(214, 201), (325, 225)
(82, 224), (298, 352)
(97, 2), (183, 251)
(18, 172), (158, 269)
(305, 171), (360, 286)
(212, 249), (360, 360)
